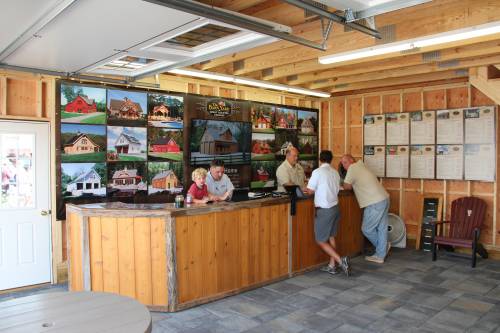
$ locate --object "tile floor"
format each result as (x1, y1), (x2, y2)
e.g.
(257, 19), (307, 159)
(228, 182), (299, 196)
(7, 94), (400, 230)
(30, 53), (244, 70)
(2, 249), (500, 333)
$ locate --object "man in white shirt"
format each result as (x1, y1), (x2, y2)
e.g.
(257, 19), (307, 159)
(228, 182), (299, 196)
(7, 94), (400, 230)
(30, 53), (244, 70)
(206, 159), (234, 201)
(341, 154), (390, 264)
(305, 150), (351, 276)
(276, 147), (305, 192)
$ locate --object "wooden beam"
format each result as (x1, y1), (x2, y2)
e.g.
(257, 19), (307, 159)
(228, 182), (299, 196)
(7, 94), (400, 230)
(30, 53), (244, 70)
(329, 70), (468, 93)
(0, 76), (6, 116)
(212, 0), (500, 76)
(36, 80), (43, 118)
(273, 38), (500, 83)
(331, 77), (468, 97)
(310, 53), (500, 89)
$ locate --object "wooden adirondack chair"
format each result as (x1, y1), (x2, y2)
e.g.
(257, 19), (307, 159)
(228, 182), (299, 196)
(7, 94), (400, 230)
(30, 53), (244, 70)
(432, 197), (488, 268)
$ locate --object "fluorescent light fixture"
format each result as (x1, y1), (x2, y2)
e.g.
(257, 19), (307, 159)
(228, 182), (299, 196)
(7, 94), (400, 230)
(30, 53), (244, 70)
(234, 77), (285, 90)
(168, 68), (330, 98)
(319, 20), (500, 65)
(169, 68), (234, 82)
(368, 0), (394, 6)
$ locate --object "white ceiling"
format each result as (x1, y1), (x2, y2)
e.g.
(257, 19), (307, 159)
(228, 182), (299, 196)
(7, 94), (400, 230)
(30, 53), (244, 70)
(0, 0), (278, 77)
(0, 0), (62, 52)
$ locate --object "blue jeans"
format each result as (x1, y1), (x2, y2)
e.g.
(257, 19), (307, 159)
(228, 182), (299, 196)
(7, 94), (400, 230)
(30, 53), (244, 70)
(362, 198), (389, 258)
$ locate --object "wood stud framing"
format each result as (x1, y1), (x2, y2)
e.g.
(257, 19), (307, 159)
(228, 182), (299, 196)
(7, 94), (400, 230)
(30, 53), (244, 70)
(321, 82), (499, 251)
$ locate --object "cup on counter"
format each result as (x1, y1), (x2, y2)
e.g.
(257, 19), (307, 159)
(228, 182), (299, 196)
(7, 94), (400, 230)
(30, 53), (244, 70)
(174, 194), (184, 208)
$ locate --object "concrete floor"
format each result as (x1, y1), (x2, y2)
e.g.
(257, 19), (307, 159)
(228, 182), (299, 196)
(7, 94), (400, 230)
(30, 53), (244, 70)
(2, 249), (500, 333)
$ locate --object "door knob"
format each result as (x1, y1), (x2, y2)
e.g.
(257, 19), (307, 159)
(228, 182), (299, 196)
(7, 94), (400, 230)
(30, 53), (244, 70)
(40, 210), (51, 216)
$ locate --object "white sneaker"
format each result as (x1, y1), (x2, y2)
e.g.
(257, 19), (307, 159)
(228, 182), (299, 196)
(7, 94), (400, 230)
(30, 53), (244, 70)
(365, 255), (384, 264)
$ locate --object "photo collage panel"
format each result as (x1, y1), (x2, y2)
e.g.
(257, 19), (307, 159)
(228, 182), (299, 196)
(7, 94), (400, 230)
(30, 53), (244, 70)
(58, 82), (185, 219)
(250, 103), (319, 190)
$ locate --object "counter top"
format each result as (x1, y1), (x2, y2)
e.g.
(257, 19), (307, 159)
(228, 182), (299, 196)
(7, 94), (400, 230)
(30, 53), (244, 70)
(66, 190), (355, 218)
(66, 196), (291, 217)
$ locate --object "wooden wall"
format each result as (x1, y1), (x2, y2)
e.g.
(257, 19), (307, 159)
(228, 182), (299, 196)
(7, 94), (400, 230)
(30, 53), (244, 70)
(321, 83), (500, 251)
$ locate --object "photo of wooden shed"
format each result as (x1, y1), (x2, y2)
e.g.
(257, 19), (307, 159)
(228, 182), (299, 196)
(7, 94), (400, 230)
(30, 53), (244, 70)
(200, 126), (238, 155)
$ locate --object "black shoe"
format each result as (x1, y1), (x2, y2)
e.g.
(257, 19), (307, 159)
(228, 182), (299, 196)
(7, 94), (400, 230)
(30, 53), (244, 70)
(340, 256), (351, 277)
(320, 265), (341, 275)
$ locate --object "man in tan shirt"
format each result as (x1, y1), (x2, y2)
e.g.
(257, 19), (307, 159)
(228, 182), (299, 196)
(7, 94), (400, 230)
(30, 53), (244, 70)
(341, 154), (390, 264)
(276, 147), (305, 192)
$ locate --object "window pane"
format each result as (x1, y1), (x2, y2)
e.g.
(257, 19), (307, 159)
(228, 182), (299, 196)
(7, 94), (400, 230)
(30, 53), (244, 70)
(1, 134), (35, 209)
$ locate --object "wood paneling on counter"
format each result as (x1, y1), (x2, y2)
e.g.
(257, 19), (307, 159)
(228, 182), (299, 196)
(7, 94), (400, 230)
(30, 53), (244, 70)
(175, 204), (289, 305)
(68, 213), (168, 307)
(292, 196), (363, 273)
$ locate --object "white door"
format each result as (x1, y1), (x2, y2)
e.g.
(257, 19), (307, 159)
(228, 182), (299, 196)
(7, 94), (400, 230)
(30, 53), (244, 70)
(0, 121), (51, 290)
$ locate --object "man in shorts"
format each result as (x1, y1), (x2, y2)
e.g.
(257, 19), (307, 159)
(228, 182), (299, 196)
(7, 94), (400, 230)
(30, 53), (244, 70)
(305, 150), (351, 276)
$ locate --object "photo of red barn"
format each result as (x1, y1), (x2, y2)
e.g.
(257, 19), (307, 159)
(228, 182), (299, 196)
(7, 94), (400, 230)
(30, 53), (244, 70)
(65, 95), (96, 113)
(256, 166), (270, 181)
(252, 141), (272, 154)
(251, 133), (275, 161)
(148, 128), (183, 162)
(151, 137), (181, 153)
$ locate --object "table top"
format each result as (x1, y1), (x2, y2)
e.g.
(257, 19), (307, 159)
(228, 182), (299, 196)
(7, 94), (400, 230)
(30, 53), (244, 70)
(0, 291), (152, 333)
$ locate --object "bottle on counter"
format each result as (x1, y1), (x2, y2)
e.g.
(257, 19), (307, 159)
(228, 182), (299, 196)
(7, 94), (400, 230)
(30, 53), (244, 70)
(186, 193), (193, 205)
(175, 194), (184, 208)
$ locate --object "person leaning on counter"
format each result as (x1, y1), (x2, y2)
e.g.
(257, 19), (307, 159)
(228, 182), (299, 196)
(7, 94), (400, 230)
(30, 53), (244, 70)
(303, 150), (351, 277)
(276, 147), (306, 192)
(340, 154), (391, 264)
(206, 159), (234, 201)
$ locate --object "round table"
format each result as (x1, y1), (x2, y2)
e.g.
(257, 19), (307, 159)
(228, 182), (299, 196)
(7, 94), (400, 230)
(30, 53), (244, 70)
(0, 291), (152, 333)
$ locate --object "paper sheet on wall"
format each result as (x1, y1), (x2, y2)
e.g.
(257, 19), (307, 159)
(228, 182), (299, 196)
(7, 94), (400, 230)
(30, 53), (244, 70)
(465, 106), (495, 144)
(386, 146), (409, 178)
(363, 146), (385, 177)
(464, 144), (495, 181)
(363, 115), (385, 146)
(436, 145), (463, 179)
(437, 109), (463, 144)
(386, 113), (409, 145)
(410, 111), (435, 144)
(410, 145), (435, 179)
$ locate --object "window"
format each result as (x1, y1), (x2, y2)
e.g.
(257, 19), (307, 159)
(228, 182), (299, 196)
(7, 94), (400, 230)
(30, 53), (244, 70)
(165, 24), (240, 48)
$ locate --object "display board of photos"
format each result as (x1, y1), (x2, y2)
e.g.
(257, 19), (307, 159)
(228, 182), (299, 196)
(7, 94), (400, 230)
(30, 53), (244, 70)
(363, 106), (496, 181)
(58, 83), (185, 219)
(57, 82), (320, 219)
(250, 103), (319, 190)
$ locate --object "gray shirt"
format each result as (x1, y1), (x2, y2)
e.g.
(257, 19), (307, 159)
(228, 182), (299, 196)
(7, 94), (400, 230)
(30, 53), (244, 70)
(206, 172), (235, 199)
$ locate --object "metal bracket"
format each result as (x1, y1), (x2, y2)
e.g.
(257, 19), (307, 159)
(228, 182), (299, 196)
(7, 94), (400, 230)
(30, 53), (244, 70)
(320, 18), (334, 48)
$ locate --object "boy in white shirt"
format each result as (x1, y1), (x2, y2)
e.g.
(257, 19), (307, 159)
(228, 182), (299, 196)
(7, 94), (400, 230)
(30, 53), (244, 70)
(305, 150), (351, 276)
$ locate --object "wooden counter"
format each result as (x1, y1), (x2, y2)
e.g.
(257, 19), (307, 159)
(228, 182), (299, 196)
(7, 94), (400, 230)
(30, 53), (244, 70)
(292, 192), (363, 273)
(67, 192), (362, 312)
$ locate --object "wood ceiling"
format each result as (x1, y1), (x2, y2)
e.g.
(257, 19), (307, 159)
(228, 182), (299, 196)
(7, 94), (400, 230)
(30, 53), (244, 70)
(191, 0), (500, 95)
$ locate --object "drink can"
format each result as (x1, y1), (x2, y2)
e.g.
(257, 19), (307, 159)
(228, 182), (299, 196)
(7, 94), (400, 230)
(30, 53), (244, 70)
(186, 193), (193, 204)
(175, 194), (184, 208)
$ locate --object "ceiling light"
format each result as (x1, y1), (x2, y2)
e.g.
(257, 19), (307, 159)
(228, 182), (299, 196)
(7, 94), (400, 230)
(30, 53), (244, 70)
(287, 87), (331, 98)
(319, 20), (500, 65)
(234, 77), (285, 90)
(168, 68), (330, 98)
(169, 68), (235, 82)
